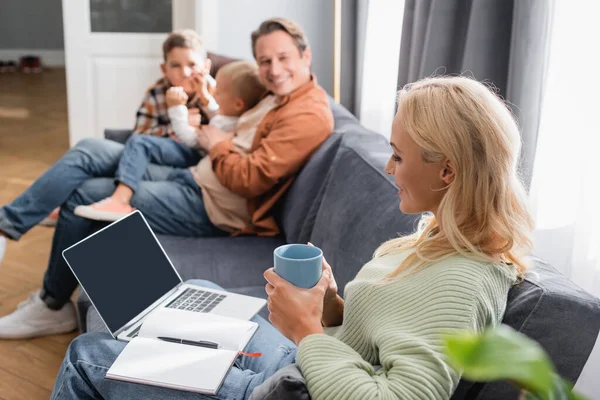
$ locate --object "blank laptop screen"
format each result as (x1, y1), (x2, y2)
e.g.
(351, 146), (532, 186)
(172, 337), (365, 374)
(62, 212), (182, 333)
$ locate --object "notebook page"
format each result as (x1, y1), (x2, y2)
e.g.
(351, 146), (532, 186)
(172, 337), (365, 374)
(139, 307), (257, 351)
(106, 337), (236, 394)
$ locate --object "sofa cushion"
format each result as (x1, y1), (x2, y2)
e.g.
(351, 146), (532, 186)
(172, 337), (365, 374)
(207, 52), (238, 77)
(157, 235), (285, 288)
(104, 129), (133, 144)
(275, 99), (355, 244)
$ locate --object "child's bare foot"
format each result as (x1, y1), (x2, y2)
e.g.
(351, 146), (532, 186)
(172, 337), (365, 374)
(74, 197), (135, 222)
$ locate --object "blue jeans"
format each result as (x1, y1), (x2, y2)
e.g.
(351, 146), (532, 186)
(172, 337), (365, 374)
(51, 280), (297, 400)
(0, 138), (130, 240)
(117, 135), (203, 192)
(0, 138), (225, 305)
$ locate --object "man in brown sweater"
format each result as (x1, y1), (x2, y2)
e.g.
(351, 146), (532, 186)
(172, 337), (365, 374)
(0, 18), (333, 339)
(195, 18), (334, 236)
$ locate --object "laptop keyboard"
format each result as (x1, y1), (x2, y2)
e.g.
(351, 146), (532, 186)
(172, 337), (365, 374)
(125, 288), (227, 339)
(165, 288), (227, 313)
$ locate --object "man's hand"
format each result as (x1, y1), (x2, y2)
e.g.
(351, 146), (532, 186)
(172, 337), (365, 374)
(197, 125), (233, 151)
(188, 108), (201, 128)
(166, 87), (188, 107)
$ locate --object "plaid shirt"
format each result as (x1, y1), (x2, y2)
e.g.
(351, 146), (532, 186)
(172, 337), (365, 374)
(133, 78), (202, 137)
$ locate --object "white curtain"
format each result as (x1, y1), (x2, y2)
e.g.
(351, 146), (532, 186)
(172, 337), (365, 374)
(529, 1), (600, 297)
(357, 0), (405, 138)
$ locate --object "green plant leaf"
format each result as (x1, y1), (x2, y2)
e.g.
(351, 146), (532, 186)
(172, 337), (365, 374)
(521, 390), (542, 400)
(555, 378), (587, 400)
(444, 325), (556, 399)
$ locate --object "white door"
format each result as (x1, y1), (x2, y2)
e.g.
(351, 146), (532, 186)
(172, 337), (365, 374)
(62, 0), (201, 145)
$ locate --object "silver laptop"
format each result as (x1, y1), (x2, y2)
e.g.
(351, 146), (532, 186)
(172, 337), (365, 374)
(62, 210), (266, 342)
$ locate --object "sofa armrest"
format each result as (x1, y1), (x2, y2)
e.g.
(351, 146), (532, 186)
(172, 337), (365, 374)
(104, 129), (133, 144)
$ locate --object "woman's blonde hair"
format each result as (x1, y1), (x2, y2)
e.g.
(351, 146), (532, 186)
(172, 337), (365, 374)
(375, 76), (534, 280)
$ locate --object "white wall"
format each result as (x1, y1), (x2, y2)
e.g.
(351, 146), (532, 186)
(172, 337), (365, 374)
(0, 0), (64, 49)
(198, 0), (334, 95)
(0, 0), (65, 66)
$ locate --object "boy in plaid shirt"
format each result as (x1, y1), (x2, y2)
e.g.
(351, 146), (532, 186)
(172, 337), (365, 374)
(71, 29), (216, 221)
(40, 29), (212, 225)
(133, 74), (203, 138)
(133, 29), (212, 138)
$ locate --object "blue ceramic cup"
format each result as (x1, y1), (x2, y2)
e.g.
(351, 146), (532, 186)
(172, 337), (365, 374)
(273, 244), (323, 288)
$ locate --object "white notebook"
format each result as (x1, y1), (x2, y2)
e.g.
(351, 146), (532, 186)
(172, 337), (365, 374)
(106, 308), (258, 394)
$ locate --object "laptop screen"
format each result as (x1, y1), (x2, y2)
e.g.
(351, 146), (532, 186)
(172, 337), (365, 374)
(62, 211), (182, 334)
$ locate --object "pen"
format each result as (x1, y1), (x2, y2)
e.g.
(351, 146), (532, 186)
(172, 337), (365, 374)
(157, 336), (219, 349)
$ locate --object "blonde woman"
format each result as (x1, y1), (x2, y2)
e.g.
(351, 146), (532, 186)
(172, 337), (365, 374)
(51, 76), (534, 400)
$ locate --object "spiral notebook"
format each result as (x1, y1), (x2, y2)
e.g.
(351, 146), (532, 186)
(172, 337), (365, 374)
(106, 308), (258, 394)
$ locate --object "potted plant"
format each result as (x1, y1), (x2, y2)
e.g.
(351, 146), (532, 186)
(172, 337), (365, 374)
(444, 325), (585, 400)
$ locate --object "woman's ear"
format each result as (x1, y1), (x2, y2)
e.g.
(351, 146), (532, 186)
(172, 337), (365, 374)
(440, 159), (456, 185)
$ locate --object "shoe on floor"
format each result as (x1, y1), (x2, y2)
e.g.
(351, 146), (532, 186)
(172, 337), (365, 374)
(74, 198), (135, 222)
(0, 291), (77, 339)
(39, 207), (60, 227)
(19, 56), (31, 73)
(30, 56), (42, 73)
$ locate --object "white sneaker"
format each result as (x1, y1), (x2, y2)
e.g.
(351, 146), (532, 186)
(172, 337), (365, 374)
(0, 291), (78, 339)
(0, 236), (6, 265)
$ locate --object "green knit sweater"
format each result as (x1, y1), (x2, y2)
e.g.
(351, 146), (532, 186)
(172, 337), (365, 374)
(296, 250), (515, 400)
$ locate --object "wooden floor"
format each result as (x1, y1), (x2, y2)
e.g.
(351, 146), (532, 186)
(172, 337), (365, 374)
(0, 69), (78, 400)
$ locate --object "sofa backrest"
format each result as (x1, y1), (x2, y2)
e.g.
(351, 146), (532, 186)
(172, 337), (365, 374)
(275, 98), (359, 244)
(207, 52), (238, 77)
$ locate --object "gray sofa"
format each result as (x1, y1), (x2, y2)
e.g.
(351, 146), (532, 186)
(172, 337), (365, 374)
(78, 99), (600, 399)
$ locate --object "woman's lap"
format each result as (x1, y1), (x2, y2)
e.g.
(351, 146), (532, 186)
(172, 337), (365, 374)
(52, 280), (295, 400)
(186, 280), (296, 373)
